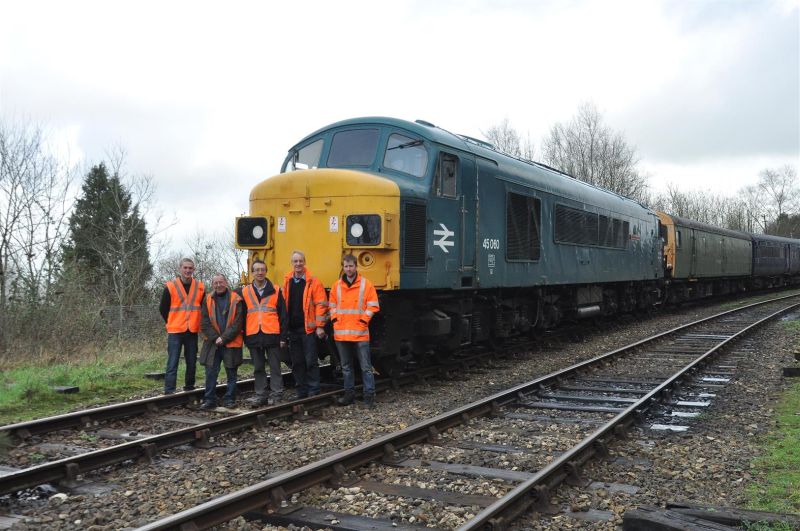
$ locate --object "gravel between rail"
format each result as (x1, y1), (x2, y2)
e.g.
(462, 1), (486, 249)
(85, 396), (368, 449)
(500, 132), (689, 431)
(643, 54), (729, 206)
(1, 297), (798, 530)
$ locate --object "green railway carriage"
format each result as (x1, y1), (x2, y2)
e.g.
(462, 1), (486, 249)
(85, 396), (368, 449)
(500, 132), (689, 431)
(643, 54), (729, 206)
(657, 212), (751, 299)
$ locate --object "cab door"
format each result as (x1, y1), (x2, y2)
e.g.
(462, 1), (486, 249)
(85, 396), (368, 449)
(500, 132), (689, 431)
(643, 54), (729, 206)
(427, 151), (477, 288)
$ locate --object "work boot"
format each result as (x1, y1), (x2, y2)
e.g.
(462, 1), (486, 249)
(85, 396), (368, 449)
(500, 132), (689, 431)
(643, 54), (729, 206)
(199, 401), (216, 410)
(337, 390), (355, 406)
(222, 399), (235, 408)
(248, 395), (269, 407)
(363, 394), (375, 409)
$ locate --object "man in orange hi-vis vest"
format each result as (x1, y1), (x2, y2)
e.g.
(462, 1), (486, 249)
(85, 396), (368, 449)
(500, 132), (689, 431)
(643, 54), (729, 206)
(199, 274), (244, 410)
(329, 254), (380, 408)
(159, 257), (205, 394)
(238, 259), (288, 406)
(283, 250), (328, 399)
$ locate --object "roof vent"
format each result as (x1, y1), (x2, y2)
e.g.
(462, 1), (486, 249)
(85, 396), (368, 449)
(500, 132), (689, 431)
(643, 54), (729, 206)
(415, 119), (436, 127)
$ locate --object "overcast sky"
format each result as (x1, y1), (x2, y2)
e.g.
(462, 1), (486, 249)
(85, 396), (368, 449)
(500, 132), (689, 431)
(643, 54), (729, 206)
(1, 0), (798, 252)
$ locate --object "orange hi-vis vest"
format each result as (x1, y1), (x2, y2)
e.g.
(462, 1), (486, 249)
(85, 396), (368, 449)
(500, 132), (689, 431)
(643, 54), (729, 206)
(329, 273), (379, 342)
(166, 278), (205, 333)
(242, 283), (281, 336)
(205, 291), (244, 348)
(283, 268), (329, 334)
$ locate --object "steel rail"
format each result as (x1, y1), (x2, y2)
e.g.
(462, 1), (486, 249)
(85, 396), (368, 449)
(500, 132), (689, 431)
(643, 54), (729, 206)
(1, 364), (352, 440)
(0, 351), (490, 495)
(5, 291), (793, 441)
(133, 294), (800, 531)
(458, 300), (800, 530)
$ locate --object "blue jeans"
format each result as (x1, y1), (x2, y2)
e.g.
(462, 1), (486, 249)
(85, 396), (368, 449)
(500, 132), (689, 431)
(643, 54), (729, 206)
(165, 332), (198, 393)
(203, 348), (237, 404)
(289, 330), (321, 397)
(336, 341), (374, 396)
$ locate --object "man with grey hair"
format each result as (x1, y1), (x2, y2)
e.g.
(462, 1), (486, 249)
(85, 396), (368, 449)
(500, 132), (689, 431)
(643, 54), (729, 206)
(282, 250), (328, 398)
(160, 257), (205, 394)
(199, 274), (244, 409)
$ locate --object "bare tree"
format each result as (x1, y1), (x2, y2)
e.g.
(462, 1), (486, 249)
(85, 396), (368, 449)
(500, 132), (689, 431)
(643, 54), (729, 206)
(152, 231), (245, 295)
(541, 102), (649, 202)
(739, 185), (766, 233)
(758, 165), (798, 224)
(482, 118), (535, 160)
(0, 119), (74, 350)
(186, 230), (246, 287)
(651, 183), (751, 231)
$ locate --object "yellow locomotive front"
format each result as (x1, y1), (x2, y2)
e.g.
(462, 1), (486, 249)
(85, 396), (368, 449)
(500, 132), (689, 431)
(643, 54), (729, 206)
(235, 168), (401, 290)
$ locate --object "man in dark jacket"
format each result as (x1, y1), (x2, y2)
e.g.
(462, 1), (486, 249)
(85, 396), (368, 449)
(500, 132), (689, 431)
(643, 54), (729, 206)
(199, 274), (245, 409)
(238, 260), (288, 406)
(160, 257), (205, 394)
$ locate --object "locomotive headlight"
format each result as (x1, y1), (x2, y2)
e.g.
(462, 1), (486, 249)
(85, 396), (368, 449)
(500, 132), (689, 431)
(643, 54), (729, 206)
(235, 216), (269, 248)
(350, 223), (364, 238)
(346, 214), (381, 246)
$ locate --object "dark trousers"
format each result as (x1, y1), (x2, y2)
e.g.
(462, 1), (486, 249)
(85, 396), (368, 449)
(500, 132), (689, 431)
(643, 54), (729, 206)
(165, 332), (197, 393)
(203, 349), (238, 405)
(249, 346), (284, 399)
(289, 329), (321, 397)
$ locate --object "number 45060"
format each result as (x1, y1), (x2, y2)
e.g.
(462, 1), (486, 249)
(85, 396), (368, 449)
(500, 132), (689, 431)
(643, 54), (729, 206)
(482, 238), (500, 250)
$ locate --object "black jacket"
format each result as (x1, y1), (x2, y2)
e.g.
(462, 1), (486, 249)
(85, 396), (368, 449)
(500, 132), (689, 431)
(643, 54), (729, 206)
(236, 280), (288, 349)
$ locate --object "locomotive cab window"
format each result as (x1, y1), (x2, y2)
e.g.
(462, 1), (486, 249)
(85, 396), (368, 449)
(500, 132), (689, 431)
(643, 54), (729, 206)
(285, 139), (323, 172)
(383, 133), (427, 177)
(327, 129), (380, 167)
(433, 153), (458, 198)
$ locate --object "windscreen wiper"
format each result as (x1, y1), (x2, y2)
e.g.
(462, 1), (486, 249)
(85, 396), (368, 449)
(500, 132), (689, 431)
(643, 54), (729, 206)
(387, 139), (423, 150)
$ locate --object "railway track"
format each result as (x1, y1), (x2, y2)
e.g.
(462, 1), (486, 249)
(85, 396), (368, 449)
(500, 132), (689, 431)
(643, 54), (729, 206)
(131, 293), (799, 530)
(0, 345), (514, 496)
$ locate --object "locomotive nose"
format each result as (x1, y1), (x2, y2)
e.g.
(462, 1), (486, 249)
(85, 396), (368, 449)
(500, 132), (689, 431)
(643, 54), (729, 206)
(243, 168), (401, 289)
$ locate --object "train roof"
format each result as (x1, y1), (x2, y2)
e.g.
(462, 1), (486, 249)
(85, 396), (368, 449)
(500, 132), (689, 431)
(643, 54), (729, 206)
(666, 214), (751, 240)
(751, 233), (800, 245)
(293, 117), (653, 217)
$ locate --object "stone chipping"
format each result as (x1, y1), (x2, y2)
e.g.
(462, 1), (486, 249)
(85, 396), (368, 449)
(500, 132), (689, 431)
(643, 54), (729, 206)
(0, 299), (796, 530)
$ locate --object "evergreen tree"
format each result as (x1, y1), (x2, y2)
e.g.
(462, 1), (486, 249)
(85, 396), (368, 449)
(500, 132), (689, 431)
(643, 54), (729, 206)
(63, 163), (152, 305)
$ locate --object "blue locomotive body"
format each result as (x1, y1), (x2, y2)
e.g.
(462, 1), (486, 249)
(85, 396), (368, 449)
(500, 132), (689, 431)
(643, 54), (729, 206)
(238, 116), (798, 373)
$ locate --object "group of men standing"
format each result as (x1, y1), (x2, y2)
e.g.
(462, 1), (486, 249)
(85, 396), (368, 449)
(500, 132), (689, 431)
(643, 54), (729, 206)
(159, 252), (380, 409)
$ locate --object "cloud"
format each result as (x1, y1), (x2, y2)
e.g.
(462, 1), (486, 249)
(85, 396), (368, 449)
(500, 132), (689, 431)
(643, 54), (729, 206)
(617, 1), (799, 162)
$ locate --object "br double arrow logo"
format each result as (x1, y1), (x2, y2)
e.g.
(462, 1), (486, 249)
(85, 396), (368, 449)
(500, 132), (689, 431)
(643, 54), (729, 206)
(433, 223), (455, 253)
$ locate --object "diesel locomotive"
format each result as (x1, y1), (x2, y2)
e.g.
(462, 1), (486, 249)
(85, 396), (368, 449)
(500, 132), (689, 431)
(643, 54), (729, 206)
(235, 117), (800, 374)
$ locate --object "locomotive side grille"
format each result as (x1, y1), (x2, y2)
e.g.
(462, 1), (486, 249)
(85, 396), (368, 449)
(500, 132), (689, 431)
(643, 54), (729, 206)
(555, 204), (599, 246)
(403, 202), (427, 267)
(506, 192), (541, 260)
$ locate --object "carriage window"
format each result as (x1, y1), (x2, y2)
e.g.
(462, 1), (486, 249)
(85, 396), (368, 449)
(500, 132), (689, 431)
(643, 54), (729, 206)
(434, 153), (458, 198)
(676, 230), (682, 248)
(383, 134), (427, 177)
(327, 129), (379, 167)
(506, 193), (541, 261)
(286, 139), (323, 172)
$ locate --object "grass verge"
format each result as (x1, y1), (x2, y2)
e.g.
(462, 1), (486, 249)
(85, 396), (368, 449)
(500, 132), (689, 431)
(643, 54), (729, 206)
(0, 343), (259, 425)
(747, 379), (800, 517)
